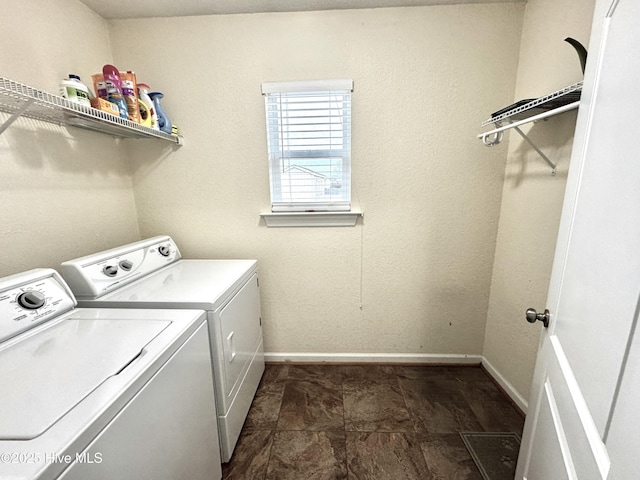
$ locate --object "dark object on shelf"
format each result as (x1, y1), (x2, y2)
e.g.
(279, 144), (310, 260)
(564, 37), (588, 74)
(491, 90), (581, 121)
(491, 99), (535, 118)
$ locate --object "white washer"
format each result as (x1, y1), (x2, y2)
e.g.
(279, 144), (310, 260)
(0, 268), (221, 480)
(61, 236), (265, 462)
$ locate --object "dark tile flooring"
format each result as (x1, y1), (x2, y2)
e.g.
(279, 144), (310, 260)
(222, 363), (525, 480)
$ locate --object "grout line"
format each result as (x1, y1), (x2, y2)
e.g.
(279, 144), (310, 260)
(479, 364), (526, 418)
(396, 372), (419, 434)
(341, 378), (349, 476)
(262, 367), (287, 480)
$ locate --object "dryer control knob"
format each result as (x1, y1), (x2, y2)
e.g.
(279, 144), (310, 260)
(119, 260), (133, 271)
(103, 265), (118, 277)
(17, 291), (46, 310)
(158, 245), (171, 257)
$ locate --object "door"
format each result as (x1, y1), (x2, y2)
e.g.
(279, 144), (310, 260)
(218, 273), (263, 400)
(516, 0), (640, 478)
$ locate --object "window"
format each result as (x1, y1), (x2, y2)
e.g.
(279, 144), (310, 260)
(262, 79), (353, 212)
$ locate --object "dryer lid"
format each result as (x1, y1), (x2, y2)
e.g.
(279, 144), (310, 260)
(96, 259), (257, 310)
(0, 317), (170, 440)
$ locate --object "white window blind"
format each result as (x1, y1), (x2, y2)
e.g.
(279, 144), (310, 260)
(262, 79), (353, 212)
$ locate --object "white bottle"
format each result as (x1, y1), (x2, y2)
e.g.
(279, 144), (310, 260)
(137, 83), (159, 130)
(59, 74), (92, 107)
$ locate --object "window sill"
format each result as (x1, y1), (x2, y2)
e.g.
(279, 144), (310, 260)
(260, 211), (363, 227)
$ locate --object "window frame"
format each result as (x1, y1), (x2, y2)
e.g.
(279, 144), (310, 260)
(262, 79), (354, 213)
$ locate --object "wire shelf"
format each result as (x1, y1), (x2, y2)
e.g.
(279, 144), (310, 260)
(0, 76), (183, 144)
(477, 82), (583, 174)
(481, 81), (583, 127)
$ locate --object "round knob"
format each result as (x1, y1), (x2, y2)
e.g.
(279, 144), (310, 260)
(103, 265), (118, 277)
(17, 291), (46, 310)
(119, 260), (133, 271)
(158, 245), (171, 257)
(525, 308), (550, 328)
(526, 308), (538, 324)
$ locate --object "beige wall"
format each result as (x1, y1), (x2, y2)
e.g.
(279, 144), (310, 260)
(0, 0), (596, 402)
(108, 4), (524, 357)
(0, 0), (141, 276)
(483, 0), (595, 402)
(5, 0), (594, 399)
(1, 0), (599, 408)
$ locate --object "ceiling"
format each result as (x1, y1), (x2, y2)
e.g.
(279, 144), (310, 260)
(78, 0), (523, 19)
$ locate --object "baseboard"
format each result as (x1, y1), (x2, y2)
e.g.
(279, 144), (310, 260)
(264, 352), (482, 365)
(263, 351), (528, 413)
(481, 357), (528, 413)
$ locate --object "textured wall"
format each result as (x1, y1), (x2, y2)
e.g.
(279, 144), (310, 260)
(0, 0), (141, 276)
(483, 0), (596, 402)
(109, 4), (523, 356)
(1, 0), (602, 399)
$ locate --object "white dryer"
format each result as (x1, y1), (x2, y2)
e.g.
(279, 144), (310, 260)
(0, 268), (221, 480)
(61, 236), (265, 462)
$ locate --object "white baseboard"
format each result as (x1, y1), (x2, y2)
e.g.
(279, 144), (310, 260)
(481, 357), (528, 413)
(263, 351), (528, 413)
(264, 352), (482, 364)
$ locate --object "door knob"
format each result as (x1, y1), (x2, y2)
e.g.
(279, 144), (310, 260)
(526, 308), (550, 328)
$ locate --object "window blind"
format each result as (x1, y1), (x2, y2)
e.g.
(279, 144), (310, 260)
(262, 80), (353, 212)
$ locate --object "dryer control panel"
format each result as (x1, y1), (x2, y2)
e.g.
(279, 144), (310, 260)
(0, 269), (76, 343)
(61, 236), (182, 299)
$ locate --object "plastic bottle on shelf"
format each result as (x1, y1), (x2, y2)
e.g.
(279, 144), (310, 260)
(148, 92), (172, 134)
(59, 74), (92, 107)
(120, 71), (141, 123)
(137, 83), (159, 130)
(102, 65), (129, 120)
(137, 97), (153, 128)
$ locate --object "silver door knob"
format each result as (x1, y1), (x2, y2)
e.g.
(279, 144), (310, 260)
(526, 308), (550, 328)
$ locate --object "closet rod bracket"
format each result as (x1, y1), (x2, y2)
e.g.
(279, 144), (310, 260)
(513, 126), (557, 176)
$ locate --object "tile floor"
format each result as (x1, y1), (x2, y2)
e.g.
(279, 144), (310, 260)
(222, 363), (525, 480)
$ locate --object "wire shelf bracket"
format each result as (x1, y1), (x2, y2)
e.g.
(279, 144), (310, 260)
(477, 82), (582, 175)
(0, 97), (35, 136)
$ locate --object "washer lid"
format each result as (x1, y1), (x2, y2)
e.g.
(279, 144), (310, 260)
(0, 317), (170, 440)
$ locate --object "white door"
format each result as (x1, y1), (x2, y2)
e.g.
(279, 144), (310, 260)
(516, 0), (640, 478)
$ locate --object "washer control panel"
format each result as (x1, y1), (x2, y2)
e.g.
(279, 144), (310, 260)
(61, 236), (181, 299)
(0, 269), (76, 343)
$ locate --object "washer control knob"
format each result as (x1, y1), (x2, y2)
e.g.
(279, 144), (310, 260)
(158, 245), (171, 257)
(17, 291), (46, 310)
(103, 265), (118, 277)
(119, 260), (133, 271)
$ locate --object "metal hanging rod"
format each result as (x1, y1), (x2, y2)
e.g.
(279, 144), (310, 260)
(478, 101), (580, 143)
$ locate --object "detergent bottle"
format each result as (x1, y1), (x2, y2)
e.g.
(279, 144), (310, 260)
(137, 83), (159, 130)
(59, 74), (92, 107)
